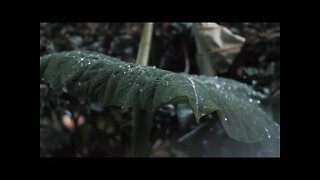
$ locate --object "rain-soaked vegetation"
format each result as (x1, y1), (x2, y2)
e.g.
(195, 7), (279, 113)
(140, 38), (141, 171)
(40, 23), (280, 157)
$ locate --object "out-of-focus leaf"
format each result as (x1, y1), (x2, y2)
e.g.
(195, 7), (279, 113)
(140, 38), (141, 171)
(177, 104), (195, 130)
(193, 23), (245, 75)
(89, 102), (105, 112)
(40, 126), (71, 154)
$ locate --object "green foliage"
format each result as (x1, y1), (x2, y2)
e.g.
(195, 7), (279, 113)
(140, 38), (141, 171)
(40, 50), (279, 143)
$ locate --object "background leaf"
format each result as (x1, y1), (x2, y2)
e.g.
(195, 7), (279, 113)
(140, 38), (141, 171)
(193, 23), (245, 75)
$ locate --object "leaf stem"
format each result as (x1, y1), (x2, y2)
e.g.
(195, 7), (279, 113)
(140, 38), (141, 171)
(130, 108), (154, 157)
(131, 23), (154, 157)
(136, 23), (153, 66)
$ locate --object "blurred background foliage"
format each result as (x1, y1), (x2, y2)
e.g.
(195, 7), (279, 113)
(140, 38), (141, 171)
(40, 22), (280, 157)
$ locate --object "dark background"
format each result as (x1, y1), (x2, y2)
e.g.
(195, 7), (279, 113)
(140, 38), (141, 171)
(40, 23), (280, 157)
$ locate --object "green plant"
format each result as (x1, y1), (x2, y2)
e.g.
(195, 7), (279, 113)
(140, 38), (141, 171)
(131, 22), (154, 156)
(40, 50), (280, 157)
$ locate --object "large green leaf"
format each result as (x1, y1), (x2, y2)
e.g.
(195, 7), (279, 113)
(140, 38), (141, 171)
(40, 50), (280, 143)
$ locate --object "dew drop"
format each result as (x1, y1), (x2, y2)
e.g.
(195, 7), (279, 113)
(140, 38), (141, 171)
(202, 140), (208, 146)
(62, 87), (68, 93)
(139, 89), (142, 92)
(249, 98), (253, 102)
(252, 80), (257, 85)
(224, 117), (228, 121)
(263, 87), (270, 95)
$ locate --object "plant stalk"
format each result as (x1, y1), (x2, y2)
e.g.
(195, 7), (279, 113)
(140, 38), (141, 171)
(136, 23), (153, 66)
(129, 22), (154, 157)
(130, 108), (154, 157)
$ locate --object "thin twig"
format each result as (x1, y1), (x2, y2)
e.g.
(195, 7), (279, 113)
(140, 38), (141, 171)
(177, 121), (209, 143)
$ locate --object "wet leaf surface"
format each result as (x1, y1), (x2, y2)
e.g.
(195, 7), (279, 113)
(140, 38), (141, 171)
(41, 50), (279, 143)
